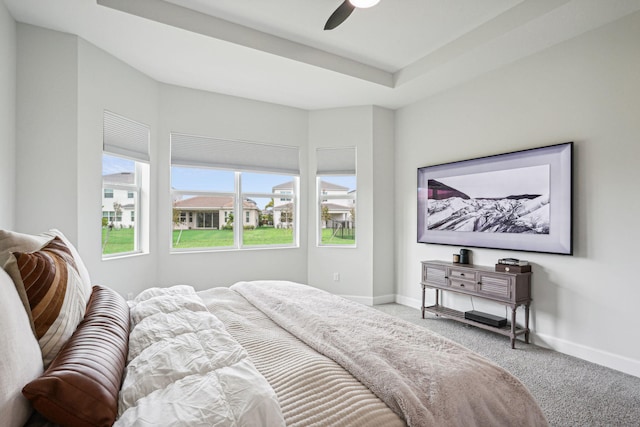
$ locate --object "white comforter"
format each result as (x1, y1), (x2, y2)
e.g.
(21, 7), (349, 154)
(115, 285), (284, 427)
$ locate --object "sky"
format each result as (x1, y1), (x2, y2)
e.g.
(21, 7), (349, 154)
(434, 165), (549, 199)
(103, 154), (356, 210)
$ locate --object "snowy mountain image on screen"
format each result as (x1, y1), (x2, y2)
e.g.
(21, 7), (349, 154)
(426, 165), (550, 234)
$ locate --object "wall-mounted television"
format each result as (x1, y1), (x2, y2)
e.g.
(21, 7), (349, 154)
(417, 142), (573, 255)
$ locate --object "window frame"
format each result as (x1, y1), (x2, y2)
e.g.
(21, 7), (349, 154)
(316, 177), (356, 247)
(101, 156), (146, 258)
(101, 111), (150, 260)
(315, 146), (357, 248)
(170, 169), (299, 252)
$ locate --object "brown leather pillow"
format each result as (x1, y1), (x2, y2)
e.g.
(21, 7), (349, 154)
(22, 285), (130, 427)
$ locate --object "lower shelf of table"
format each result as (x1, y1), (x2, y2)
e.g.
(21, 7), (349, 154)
(423, 305), (528, 339)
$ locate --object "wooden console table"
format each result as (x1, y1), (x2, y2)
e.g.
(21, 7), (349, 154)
(421, 260), (532, 348)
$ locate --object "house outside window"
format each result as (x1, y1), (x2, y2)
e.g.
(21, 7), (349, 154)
(171, 133), (299, 251)
(316, 147), (356, 247)
(101, 111), (150, 257)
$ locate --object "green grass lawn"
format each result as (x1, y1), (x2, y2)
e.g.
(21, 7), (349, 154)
(103, 226), (355, 254)
(321, 228), (355, 245)
(173, 227), (295, 248)
(102, 227), (135, 255)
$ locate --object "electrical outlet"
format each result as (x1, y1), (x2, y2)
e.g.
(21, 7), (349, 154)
(333, 272), (340, 281)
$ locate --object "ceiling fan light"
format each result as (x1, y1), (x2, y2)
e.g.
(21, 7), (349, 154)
(348, 0), (380, 9)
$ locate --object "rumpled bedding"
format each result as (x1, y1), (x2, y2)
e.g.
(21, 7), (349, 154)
(231, 280), (548, 427)
(115, 285), (284, 427)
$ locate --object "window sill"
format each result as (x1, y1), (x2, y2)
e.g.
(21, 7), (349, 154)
(102, 251), (148, 261)
(170, 244), (299, 255)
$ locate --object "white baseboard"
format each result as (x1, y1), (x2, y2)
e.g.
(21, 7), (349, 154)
(373, 293), (396, 305)
(395, 295), (422, 310)
(534, 332), (640, 379)
(340, 293), (398, 306)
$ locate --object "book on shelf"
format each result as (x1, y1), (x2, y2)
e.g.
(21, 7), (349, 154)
(497, 258), (529, 266)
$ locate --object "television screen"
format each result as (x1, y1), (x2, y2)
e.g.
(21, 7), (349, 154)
(417, 142), (573, 255)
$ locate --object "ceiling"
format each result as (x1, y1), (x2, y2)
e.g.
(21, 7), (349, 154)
(5, 0), (640, 110)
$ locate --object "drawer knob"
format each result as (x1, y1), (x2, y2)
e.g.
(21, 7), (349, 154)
(460, 284), (465, 287)
(460, 273), (465, 276)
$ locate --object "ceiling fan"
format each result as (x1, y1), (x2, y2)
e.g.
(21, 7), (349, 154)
(324, 0), (381, 30)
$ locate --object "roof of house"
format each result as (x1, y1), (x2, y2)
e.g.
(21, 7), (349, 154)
(273, 180), (348, 191)
(102, 172), (135, 185)
(173, 196), (258, 210)
(322, 202), (352, 212)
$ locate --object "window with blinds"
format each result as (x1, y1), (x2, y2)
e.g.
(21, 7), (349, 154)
(316, 147), (357, 247)
(101, 111), (150, 257)
(170, 132), (300, 251)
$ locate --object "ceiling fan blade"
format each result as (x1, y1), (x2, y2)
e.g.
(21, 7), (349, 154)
(324, 0), (355, 30)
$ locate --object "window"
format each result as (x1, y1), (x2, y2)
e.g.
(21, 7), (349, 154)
(316, 147), (356, 246)
(102, 111), (150, 257)
(171, 133), (299, 251)
(102, 211), (121, 222)
(279, 191), (292, 202)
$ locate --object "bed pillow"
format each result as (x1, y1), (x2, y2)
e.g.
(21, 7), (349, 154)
(23, 285), (130, 427)
(0, 228), (92, 292)
(5, 237), (92, 367)
(0, 268), (44, 427)
(0, 229), (50, 267)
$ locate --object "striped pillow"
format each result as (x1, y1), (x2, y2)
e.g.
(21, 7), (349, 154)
(7, 237), (91, 367)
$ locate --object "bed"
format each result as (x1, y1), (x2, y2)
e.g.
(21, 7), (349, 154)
(1, 229), (548, 427)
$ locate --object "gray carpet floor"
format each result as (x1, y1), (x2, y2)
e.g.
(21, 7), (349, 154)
(373, 303), (640, 427)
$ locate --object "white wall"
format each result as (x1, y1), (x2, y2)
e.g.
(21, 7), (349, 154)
(395, 11), (640, 377)
(0, 1), (16, 229)
(307, 106), (395, 304)
(156, 83), (309, 290)
(372, 107), (395, 302)
(14, 26), (160, 297)
(15, 24), (78, 241)
(14, 24), (381, 297)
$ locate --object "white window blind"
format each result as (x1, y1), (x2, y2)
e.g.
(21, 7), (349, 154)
(316, 147), (356, 175)
(103, 110), (150, 162)
(171, 133), (299, 175)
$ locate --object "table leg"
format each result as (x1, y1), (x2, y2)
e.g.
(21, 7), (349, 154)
(421, 285), (425, 319)
(524, 304), (530, 344)
(510, 306), (517, 349)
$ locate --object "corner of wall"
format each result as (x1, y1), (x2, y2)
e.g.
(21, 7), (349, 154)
(0, 1), (17, 229)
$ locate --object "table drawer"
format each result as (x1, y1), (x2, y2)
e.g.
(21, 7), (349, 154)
(450, 278), (477, 292)
(449, 268), (476, 281)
